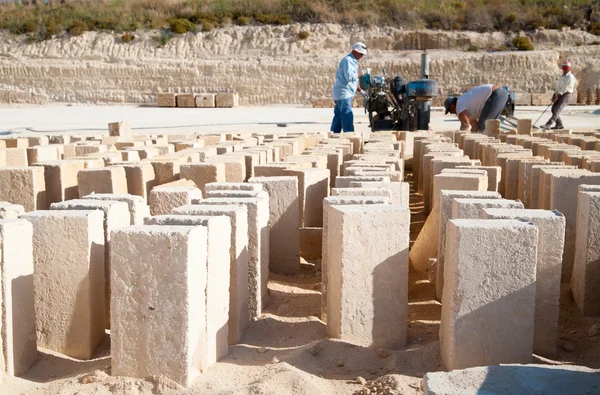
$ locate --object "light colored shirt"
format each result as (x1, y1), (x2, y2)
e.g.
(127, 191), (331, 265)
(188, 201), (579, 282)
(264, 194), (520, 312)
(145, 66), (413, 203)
(555, 71), (576, 95)
(332, 53), (359, 101)
(456, 84), (493, 120)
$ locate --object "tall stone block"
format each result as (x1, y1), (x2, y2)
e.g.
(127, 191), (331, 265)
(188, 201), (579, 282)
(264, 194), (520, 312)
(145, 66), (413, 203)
(248, 177), (300, 275)
(111, 226), (207, 386)
(327, 205), (409, 348)
(119, 162), (156, 201)
(481, 208), (565, 358)
(143, 216), (231, 364)
(441, 219), (537, 370)
(287, 168), (330, 227)
(35, 160), (85, 205)
(195, 196), (269, 319)
(0, 167), (47, 211)
(77, 167), (128, 197)
(322, 197), (391, 322)
(432, 172), (488, 210)
(172, 205), (249, 345)
(0, 219), (37, 375)
(451, 198), (524, 220)
(572, 191), (600, 316)
(49, 199), (130, 329)
(21, 210), (105, 359)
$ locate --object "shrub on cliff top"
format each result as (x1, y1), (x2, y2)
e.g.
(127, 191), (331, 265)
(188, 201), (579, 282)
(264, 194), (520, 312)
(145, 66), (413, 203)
(513, 36), (534, 51)
(69, 20), (89, 36)
(122, 32), (135, 43)
(170, 18), (196, 34)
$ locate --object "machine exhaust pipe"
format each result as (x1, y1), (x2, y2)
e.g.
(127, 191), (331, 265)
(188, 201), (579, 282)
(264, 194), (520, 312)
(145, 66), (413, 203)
(421, 51), (429, 80)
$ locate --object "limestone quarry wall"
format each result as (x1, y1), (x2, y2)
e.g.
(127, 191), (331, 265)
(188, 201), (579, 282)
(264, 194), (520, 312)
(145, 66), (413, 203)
(0, 24), (598, 105)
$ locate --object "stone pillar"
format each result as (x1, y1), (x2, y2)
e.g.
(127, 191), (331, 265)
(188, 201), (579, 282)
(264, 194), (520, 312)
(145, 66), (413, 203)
(327, 205), (409, 348)
(572, 190), (600, 316)
(441, 219), (537, 370)
(481, 208), (565, 358)
(111, 225), (207, 386)
(143, 215), (231, 364)
(22, 210), (105, 360)
(248, 176), (300, 275)
(172, 205), (249, 345)
(0, 219), (37, 375)
(194, 195), (269, 318)
(322, 197), (391, 322)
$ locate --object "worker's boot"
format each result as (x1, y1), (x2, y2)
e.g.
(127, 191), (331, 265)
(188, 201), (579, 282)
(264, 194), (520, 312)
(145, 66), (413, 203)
(552, 123), (564, 130)
(540, 123), (553, 130)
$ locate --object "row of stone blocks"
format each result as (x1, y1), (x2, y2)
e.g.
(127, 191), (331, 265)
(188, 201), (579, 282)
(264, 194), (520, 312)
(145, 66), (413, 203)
(157, 93), (240, 108)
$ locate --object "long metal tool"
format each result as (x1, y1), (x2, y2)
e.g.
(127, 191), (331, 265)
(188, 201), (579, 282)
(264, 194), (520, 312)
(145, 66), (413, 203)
(533, 103), (552, 129)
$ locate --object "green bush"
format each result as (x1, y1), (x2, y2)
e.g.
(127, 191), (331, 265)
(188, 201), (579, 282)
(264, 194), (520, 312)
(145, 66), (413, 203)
(122, 32), (135, 43)
(513, 36), (534, 51)
(298, 30), (309, 40)
(201, 20), (216, 32)
(45, 20), (62, 36)
(590, 22), (600, 36)
(170, 18), (196, 34)
(69, 20), (89, 36)
(467, 44), (480, 52)
(236, 16), (252, 26)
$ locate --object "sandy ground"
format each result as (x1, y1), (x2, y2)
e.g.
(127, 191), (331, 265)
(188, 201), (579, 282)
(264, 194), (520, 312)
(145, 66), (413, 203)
(1, 105), (599, 394)
(1, 104), (599, 137)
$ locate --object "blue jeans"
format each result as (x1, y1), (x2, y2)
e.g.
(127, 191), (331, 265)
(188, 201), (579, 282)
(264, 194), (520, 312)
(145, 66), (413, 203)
(330, 98), (354, 133)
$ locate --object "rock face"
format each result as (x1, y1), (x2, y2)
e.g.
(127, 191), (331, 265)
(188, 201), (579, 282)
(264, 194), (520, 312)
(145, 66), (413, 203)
(0, 26), (599, 105)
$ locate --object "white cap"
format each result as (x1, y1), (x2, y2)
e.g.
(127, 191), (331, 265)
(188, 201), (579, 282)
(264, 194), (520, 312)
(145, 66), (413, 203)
(562, 60), (571, 68)
(351, 42), (368, 55)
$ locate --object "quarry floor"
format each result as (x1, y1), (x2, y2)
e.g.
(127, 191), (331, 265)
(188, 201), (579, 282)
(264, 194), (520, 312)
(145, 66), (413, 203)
(1, 104), (599, 394)
(1, 104), (600, 137)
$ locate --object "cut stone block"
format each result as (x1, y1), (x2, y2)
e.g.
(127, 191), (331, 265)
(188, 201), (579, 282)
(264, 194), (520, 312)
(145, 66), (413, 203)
(205, 156), (246, 183)
(2, 148), (28, 167)
(348, 181), (410, 208)
(322, 196), (391, 322)
(50, 199), (130, 329)
(143, 216), (230, 364)
(529, 165), (573, 209)
(286, 168), (330, 227)
(0, 202), (25, 219)
(435, 191), (501, 300)
(426, 156), (476, 212)
(518, 160), (551, 207)
(572, 191), (600, 316)
(172, 205), (249, 345)
(196, 94), (216, 108)
(35, 160), (84, 205)
(299, 227), (322, 260)
(176, 94), (196, 108)
(149, 186), (203, 216)
(215, 93), (239, 108)
(455, 165), (501, 192)
(150, 158), (185, 185)
(118, 162), (156, 201)
(27, 145), (59, 165)
(432, 172), (488, 210)
(248, 177), (299, 274)
(157, 93), (176, 107)
(331, 187), (391, 199)
(78, 167), (128, 197)
(0, 219), (37, 375)
(194, 195), (269, 318)
(481, 208), (565, 358)
(21, 210), (105, 360)
(205, 182), (262, 193)
(82, 193), (150, 225)
(108, 121), (132, 139)
(111, 225), (207, 386)
(451, 198), (524, 220)
(441, 219), (537, 370)
(0, 167), (47, 211)
(327, 205), (409, 348)
(517, 119), (533, 135)
(547, 170), (600, 278)
(180, 163), (227, 195)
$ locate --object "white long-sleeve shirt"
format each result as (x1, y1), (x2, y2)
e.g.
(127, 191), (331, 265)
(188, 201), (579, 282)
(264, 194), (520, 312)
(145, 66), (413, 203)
(554, 71), (576, 95)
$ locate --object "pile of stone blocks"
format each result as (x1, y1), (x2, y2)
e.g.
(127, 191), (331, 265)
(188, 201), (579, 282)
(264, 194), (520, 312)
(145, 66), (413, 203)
(156, 92), (240, 108)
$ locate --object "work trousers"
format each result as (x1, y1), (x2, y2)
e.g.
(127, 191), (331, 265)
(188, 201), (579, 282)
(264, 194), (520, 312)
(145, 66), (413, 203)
(331, 98), (354, 133)
(547, 93), (571, 128)
(478, 88), (510, 133)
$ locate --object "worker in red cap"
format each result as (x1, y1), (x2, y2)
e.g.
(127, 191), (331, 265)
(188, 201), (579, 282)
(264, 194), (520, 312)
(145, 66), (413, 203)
(541, 61), (577, 130)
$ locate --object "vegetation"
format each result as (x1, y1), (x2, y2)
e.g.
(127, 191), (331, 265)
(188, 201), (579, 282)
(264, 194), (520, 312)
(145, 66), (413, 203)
(0, 0), (598, 41)
(298, 30), (309, 40)
(513, 36), (535, 51)
(121, 32), (135, 43)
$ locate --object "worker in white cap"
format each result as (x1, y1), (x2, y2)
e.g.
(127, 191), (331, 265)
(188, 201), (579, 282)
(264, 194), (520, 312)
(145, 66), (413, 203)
(541, 60), (577, 130)
(330, 42), (368, 133)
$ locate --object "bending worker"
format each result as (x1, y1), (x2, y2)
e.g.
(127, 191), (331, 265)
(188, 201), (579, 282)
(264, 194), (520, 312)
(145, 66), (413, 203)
(541, 61), (576, 130)
(330, 42), (368, 134)
(444, 84), (509, 133)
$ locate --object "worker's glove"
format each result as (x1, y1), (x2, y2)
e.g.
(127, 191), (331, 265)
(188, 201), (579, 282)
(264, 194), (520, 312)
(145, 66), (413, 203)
(359, 90), (368, 100)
